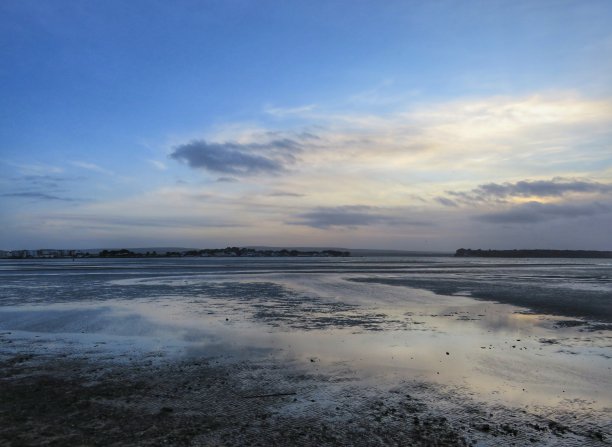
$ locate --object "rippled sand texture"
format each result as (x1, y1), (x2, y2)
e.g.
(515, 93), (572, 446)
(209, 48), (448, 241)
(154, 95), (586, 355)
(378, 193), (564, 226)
(0, 257), (610, 445)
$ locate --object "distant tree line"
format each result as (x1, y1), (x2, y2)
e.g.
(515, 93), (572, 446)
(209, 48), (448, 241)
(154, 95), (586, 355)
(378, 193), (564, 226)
(99, 249), (136, 257)
(98, 247), (350, 258)
(455, 248), (612, 258)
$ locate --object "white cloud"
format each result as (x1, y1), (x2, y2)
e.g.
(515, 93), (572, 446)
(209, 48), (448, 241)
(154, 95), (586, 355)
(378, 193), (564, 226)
(165, 92), (612, 214)
(7, 162), (64, 176)
(71, 161), (114, 175)
(148, 159), (167, 171)
(264, 104), (317, 118)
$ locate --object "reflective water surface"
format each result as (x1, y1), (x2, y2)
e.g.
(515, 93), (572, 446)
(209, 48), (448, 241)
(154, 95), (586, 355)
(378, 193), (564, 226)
(1, 257), (610, 426)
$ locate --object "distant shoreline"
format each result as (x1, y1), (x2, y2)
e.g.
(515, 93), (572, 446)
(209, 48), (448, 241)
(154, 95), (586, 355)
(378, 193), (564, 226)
(4, 247), (611, 259)
(455, 248), (612, 258)
(0, 247), (351, 259)
(0, 247), (452, 259)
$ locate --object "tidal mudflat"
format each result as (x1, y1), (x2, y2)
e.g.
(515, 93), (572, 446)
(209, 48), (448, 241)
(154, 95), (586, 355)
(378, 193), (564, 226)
(0, 257), (610, 446)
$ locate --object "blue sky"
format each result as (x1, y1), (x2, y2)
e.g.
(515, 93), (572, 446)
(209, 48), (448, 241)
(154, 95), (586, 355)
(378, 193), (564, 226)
(1, 0), (611, 250)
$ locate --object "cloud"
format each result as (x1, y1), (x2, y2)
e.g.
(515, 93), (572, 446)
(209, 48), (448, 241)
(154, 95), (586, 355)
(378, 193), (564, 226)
(148, 159), (167, 170)
(447, 179), (612, 204)
(268, 191), (304, 197)
(290, 206), (430, 229)
(1, 192), (78, 202)
(71, 161), (114, 175)
(168, 94), (611, 184)
(216, 176), (238, 183)
(475, 201), (612, 224)
(9, 174), (81, 189)
(0, 173), (88, 204)
(319, 94), (612, 170)
(44, 213), (246, 230)
(5, 93), (609, 250)
(8, 163), (64, 176)
(408, 95), (612, 137)
(264, 104), (317, 118)
(170, 138), (302, 175)
(347, 79), (417, 106)
(435, 196), (458, 207)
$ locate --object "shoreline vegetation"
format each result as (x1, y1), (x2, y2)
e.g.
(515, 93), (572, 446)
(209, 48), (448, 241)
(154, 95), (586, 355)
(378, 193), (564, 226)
(3, 247), (612, 259)
(455, 248), (612, 258)
(0, 247), (351, 259)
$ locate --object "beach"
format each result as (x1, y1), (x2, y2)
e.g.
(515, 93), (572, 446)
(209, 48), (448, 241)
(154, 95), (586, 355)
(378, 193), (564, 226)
(0, 257), (610, 445)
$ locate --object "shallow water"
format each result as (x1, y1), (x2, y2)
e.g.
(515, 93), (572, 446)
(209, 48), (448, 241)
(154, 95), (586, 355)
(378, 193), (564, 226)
(0, 256), (611, 437)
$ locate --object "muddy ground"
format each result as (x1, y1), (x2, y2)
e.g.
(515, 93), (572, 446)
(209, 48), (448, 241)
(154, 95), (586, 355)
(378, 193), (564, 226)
(1, 259), (610, 446)
(1, 350), (608, 446)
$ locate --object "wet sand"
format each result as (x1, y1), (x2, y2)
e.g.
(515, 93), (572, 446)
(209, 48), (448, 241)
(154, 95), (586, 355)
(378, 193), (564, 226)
(0, 258), (610, 445)
(2, 348), (608, 446)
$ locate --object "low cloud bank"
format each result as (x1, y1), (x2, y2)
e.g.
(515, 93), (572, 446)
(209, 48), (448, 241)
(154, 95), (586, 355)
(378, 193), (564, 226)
(1, 192), (78, 202)
(290, 206), (431, 229)
(476, 201), (611, 224)
(446, 179), (612, 204)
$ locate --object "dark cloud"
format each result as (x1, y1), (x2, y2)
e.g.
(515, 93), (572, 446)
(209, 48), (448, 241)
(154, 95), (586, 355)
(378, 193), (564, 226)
(447, 179), (612, 204)
(216, 177), (238, 183)
(480, 179), (612, 197)
(170, 138), (302, 175)
(435, 196), (458, 207)
(2, 174), (87, 203)
(290, 206), (430, 229)
(11, 175), (60, 188)
(268, 191), (304, 197)
(188, 193), (213, 201)
(294, 131), (320, 140)
(475, 201), (611, 224)
(1, 192), (78, 202)
(9, 174), (84, 190)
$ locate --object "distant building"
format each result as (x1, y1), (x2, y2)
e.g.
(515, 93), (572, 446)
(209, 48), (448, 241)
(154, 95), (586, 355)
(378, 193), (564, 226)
(37, 249), (65, 258)
(5, 250), (35, 258)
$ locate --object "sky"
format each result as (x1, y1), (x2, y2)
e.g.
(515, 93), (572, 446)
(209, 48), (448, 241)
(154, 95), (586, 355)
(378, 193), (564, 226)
(1, 0), (611, 251)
